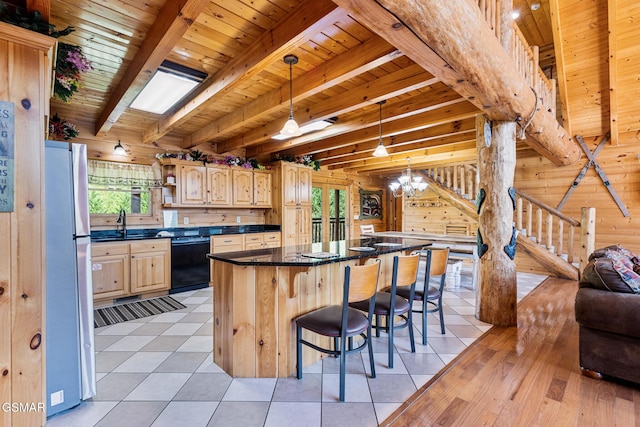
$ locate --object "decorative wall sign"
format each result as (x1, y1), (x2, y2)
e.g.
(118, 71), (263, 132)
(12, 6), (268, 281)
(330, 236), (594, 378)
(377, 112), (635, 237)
(0, 101), (14, 212)
(359, 189), (383, 219)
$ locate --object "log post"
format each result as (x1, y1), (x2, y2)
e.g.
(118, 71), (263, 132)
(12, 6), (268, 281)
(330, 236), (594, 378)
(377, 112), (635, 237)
(579, 207), (596, 275)
(475, 115), (517, 326)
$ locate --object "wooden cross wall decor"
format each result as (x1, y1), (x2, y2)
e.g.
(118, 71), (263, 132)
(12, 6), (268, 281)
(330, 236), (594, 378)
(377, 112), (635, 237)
(557, 132), (630, 217)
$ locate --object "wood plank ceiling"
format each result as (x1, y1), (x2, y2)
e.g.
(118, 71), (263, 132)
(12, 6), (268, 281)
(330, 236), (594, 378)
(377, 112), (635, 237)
(44, 0), (556, 178)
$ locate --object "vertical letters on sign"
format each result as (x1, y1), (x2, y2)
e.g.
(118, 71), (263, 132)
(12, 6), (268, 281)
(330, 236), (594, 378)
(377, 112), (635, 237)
(0, 100), (14, 212)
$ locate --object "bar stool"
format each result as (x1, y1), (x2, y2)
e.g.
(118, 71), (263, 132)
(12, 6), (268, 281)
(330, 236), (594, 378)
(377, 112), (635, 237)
(295, 260), (380, 402)
(350, 254), (420, 368)
(397, 248), (449, 345)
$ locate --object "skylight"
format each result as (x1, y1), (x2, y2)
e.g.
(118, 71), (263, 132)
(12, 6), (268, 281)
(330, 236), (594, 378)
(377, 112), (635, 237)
(130, 61), (207, 114)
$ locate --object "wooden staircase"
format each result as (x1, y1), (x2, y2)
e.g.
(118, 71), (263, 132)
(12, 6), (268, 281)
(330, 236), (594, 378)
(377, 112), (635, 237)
(421, 165), (580, 281)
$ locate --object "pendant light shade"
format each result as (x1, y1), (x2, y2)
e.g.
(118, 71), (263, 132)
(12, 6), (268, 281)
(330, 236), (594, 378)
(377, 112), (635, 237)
(113, 140), (127, 156)
(280, 54), (301, 136)
(372, 100), (388, 157)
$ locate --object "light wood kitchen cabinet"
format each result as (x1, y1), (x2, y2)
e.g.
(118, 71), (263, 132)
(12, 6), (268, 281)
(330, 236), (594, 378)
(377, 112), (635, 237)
(179, 164), (207, 205)
(244, 232), (281, 250)
(206, 166), (231, 206)
(268, 161), (313, 247)
(92, 239), (170, 303)
(129, 240), (171, 294)
(232, 169), (272, 207)
(92, 242), (130, 300)
(160, 159), (267, 208)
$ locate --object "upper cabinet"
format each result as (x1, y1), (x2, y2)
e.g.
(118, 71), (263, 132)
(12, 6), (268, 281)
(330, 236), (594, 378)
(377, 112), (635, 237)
(267, 161), (314, 247)
(160, 159), (269, 208)
(232, 169), (272, 208)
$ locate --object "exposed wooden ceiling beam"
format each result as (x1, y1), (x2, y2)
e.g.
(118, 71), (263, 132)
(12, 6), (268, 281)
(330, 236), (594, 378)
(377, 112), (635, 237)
(339, 141), (478, 173)
(221, 65), (438, 154)
(262, 99), (479, 160)
(317, 119), (476, 164)
(183, 36), (400, 148)
(332, 0), (580, 166)
(94, 0), (210, 136)
(142, 0), (341, 144)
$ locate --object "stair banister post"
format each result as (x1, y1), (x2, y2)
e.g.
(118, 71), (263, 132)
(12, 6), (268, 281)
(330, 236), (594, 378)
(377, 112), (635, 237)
(579, 207), (596, 277)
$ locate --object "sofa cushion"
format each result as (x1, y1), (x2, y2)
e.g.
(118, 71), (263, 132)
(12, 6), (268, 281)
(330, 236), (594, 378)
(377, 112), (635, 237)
(580, 246), (640, 294)
(576, 288), (640, 338)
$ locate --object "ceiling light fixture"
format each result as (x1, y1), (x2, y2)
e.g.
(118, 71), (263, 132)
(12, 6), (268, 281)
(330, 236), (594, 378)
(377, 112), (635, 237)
(389, 158), (428, 198)
(113, 140), (127, 156)
(531, 3), (541, 11)
(271, 117), (337, 140)
(372, 100), (389, 157)
(280, 54), (301, 137)
(511, 10), (520, 19)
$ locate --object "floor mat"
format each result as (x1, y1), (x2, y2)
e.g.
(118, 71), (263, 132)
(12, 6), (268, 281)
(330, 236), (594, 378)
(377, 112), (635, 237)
(94, 296), (186, 328)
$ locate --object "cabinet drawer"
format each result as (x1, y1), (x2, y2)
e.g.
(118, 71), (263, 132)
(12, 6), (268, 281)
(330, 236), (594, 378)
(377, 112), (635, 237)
(263, 232), (281, 244)
(244, 234), (264, 245)
(130, 239), (170, 254)
(212, 234), (243, 247)
(92, 242), (129, 257)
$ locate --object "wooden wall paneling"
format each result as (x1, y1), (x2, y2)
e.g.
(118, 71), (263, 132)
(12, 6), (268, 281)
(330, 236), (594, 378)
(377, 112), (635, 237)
(608, 0), (618, 145)
(0, 35), (10, 427)
(255, 266), (277, 377)
(213, 261), (232, 373)
(613, 0), (640, 136)
(0, 22), (55, 426)
(277, 267), (300, 377)
(231, 265), (255, 377)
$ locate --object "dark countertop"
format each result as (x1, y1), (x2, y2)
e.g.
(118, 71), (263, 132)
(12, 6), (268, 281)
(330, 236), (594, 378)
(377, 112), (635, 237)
(206, 236), (432, 267)
(91, 224), (281, 243)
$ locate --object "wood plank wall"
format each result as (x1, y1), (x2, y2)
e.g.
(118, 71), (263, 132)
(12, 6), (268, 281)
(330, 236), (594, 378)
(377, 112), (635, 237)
(402, 188), (477, 235)
(0, 23), (55, 427)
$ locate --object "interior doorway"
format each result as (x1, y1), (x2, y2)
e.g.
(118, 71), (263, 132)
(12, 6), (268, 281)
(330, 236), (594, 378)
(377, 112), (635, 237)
(312, 184), (349, 242)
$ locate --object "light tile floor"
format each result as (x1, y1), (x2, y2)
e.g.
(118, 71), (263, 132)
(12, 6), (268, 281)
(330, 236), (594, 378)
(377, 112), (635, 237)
(45, 266), (547, 427)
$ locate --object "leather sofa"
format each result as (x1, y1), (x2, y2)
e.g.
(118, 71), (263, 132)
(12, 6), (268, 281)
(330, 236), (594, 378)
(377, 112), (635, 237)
(575, 245), (640, 384)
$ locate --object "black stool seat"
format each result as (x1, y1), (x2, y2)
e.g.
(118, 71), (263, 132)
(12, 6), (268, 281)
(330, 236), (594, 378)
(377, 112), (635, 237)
(351, 292), (410, 316)
(397, 286), (440, 302)
(296, 305), (370, 337)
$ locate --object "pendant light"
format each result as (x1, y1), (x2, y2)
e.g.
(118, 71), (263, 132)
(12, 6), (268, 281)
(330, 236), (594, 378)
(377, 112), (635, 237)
(280, 54), (302, 136)
(113, 140), (127, 156)
(372, 100), (389, 157)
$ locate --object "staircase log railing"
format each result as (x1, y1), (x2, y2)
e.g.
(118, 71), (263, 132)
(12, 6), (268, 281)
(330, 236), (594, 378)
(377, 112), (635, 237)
(474, 0), (556, 119)
(514, 189), (579, 264)
(422, 163), (590, 267)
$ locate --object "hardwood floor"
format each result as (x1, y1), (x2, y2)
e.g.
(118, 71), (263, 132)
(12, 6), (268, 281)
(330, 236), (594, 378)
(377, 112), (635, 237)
(383, 277), (640, 426)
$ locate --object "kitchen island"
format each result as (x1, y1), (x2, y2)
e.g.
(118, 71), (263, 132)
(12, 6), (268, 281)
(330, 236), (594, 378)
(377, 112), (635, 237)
(207, 236), (431, 378)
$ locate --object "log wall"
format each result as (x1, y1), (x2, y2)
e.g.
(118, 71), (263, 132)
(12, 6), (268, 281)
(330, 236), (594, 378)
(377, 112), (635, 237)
(0, 23), (55, 427)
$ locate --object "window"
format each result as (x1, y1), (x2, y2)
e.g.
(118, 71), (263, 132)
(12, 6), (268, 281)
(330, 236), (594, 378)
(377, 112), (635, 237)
(87, 159), (160, 215)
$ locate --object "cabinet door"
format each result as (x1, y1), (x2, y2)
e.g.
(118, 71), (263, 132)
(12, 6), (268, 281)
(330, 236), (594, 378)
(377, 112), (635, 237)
(298, 206), (312, 244)
(180, 165), (206, 205)
(253, 171), (272, 207)
(130, 250), (169, 294)
(297, 167), (313, 206)
(232, 169), (253, 206)
(207, 167), (231, 206)
(282, 163), (299, 206)
(283, 206), (299, 247)
(244, 234), (264, 250)
(92, 254), (129, 300)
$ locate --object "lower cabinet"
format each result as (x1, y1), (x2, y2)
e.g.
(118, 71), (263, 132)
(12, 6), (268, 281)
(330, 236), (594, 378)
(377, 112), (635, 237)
(92, 239), (171, 303)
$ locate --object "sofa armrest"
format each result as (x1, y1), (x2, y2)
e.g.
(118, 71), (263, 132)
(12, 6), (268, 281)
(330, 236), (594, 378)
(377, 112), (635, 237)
(575, 287), (640, 338)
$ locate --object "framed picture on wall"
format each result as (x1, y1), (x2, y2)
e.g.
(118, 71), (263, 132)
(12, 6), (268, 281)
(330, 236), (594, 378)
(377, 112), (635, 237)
(359, 189), (383, 219)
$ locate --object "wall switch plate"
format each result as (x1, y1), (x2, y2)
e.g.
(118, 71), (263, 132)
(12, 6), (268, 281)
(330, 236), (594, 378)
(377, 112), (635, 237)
(354, 214), (359, 220)
(183, 217), (189, 224)
(236, 216), (241, 223)
(51, 390), (64, 406)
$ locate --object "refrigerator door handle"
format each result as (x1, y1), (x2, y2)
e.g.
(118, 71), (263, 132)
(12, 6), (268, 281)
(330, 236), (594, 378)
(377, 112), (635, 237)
(76, 236), (96, 399)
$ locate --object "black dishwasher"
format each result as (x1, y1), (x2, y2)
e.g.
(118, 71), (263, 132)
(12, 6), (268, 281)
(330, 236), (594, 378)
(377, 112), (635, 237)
(170, 236), (211, 293)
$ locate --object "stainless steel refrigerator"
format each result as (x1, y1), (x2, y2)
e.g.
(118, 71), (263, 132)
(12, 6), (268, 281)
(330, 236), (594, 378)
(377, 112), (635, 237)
(45, 141), (96, 417)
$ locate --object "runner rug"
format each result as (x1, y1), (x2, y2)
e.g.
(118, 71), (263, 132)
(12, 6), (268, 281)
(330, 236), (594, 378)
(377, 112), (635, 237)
(94, 296), (186, 328)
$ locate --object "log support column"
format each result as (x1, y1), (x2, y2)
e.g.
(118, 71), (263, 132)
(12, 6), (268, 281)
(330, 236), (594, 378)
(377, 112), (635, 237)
(475, 115), (517, 326)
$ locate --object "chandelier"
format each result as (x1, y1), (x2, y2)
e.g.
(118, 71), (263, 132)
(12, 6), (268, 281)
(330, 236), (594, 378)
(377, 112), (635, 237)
(389, 159), (428, 198)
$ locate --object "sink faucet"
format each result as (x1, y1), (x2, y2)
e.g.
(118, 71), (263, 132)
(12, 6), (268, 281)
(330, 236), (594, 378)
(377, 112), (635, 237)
(116, 208), (127, 238)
